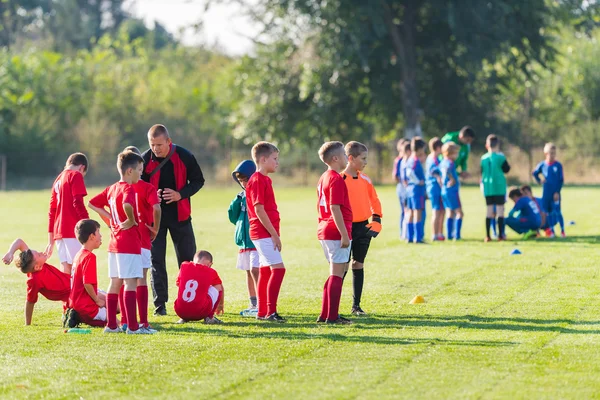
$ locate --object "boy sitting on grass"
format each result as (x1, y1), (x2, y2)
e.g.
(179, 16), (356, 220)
(506, 187), (541, 240)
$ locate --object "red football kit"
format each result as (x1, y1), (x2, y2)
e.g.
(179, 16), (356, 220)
(26, 263), (71, 304)
(246, 172), (280, 240)
(48, 170), (89, 239)
(89, 181), (141, 254)
(134, 180), (160, 251)
(69, 249), (99, 320)
(174, 262), (222, 321)
(317, 170), (353, 240)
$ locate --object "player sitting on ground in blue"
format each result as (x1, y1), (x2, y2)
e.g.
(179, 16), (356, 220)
(506, 187), (541, 240)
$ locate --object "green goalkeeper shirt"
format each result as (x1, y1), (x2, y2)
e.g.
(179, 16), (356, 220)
(441, 131), (470, 173)
(481, 151), (510, 196)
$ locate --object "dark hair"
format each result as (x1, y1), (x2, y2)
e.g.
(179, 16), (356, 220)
(460, 126), (475, 139)
(123, 146), (142, 156)
(345, 141), (368, 158)
(15, 250), (35, 274)
(508, 187), (522, 199)
(148, 124), (170, 139)
(520, 185), (532, 193)
(486, 134), (499, 148)
(410, 137), (426, 153)
(403, 142), (412, 153)
(429, 137), (443, 152)
(318, 141), (345, 164)
(117, 151), (144, 175)
(66, 153), (89, 172)
(194, 250), (213, 263)
(76, 219), (101, 244)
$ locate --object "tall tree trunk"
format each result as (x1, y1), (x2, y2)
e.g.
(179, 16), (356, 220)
(382, 0), (421, 139)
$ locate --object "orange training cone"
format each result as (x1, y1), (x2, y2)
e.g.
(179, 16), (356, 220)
(410, 295), (425, 304)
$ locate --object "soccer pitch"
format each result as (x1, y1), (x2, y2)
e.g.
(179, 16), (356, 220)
(1, 185), (599, 399)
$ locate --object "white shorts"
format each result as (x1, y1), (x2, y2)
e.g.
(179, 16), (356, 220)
(108, 253), (142, 279)
(93, 307), (107, 322)
(236, 250), (260, 271)
(208, 286), (219, 307)
(320, 240), (352, 264)
(56, 239), (82, 264)
(141, 248), (152, 269)
(253, 238), (284, 266)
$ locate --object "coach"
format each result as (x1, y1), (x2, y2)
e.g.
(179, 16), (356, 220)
(442, 126), (475, 178)
(142, 124), (205, 316)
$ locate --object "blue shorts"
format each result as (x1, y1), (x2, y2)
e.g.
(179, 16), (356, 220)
(542, 194), (561, 213)
(407, 195), (425, 210)
(442, 191), (461, 211)
(427, 190), (444, 210)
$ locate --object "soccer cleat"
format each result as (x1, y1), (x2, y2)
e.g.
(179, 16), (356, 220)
(523, 230), (537, 240)
(62, 308), (71, 328)
(67, 309), (81, 329)
(103, 326), (123, 334)
(240, 307), (258, 317)
(256, 315), (267, 321)
(142, 324), (158, 333)
(126, 327), (153, 334)
(437, 235), (446, 241)
(351, 306), (367, 316)
(176, 319), (187, 324)
(484, 237), (492, 243)
(326, 316), (353, 325)
(204, 317), (223, 325)
(266, 312), (286, 323)
(120, 323), (128, 332)
(561, 232), (566, 238)
(153, 305), (167, 316)
(498, 235), (507, 242)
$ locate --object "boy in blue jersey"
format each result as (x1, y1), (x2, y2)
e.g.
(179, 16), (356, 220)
(393, 139), (410, 239)
(402, 138), (426, 243)
(521, 185), (554, 237)
(506, 187), (542, 239)
(532, 143), (565, 237)
(426, 137), (444, 241)
(440, 142), (463, 240)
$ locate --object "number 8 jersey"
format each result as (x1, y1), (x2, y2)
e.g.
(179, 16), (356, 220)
(174, 262), (223, 320)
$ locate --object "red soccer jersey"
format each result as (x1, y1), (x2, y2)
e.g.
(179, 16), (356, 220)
(134, 180), (160, 250)
(317, 170), (353, 240)
(246, 172), (280, 240)
(174, 262), (222, 320)
(69, 249), (99, 320)
(89, 181), (141, 254)
(26, 264), (71, 304)
(49, 170), (88, 239)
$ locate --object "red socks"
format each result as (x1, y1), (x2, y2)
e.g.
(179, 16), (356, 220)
(124, 291), (139, 331)
(257, 266), (271, 318)
(267, 268), (286, 316)
(327, 275), (343, 321)
(107, 293), (119, 330)
(118, 285), (127, 325)
(320, 276), (331, 320)
(137, 285), (148, 327)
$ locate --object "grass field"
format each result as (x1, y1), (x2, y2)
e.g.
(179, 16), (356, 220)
(1, 185), (600, 399)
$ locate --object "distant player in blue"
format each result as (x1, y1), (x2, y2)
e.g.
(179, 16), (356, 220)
(521, 185), (555, 236)
(506, 187), (541, 239)
(440, 142), (463, 240)
(402, 138), (426, 243)
(393, 139), (410, 239)
(532, 143), (565, 237)
(426, 137), (444, 241)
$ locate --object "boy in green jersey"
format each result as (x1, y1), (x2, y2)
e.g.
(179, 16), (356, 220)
(480, 134), (511, 242)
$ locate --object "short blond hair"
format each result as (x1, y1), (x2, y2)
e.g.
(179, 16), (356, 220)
(318, 141), (345, 164)
(252, 141), (279, 164)
(345, 141), (368, 158)
(544, 142), (556, 153)
(442, 142), (459, 157)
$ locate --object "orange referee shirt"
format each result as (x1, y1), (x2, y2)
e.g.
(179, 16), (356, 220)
(341, 171), (383, 223)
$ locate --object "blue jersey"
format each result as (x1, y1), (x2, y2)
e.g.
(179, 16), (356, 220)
(403, 156), (425, 199)
(440, 158), (459, 195)
(425, 154), (442, 195)
(510, 197), (541, 225)
(532, 161), (564, 197)
(394, 157), (404, 181)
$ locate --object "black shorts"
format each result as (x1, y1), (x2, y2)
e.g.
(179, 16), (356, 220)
(485, 195), (506, 206)
(348, 221), (372, 264)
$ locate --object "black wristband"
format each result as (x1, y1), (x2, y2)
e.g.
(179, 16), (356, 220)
(372, 215), (382, 223)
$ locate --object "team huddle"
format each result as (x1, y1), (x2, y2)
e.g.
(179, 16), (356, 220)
(1, 127), (384, 330)
(393, 127), (566, 243)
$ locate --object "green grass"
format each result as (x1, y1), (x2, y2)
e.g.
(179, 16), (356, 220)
(1, 185), (599, 399)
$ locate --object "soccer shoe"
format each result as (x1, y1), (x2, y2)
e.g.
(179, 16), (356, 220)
(498, 235), (507, 242)
(561, 232), (567, 238)
(120, 323), (128, 332)
(176, 319), (187, 324)
(437, 235), (446, 241)
(256, 315), (267, 321)
(62, 308), (72, 328)
(484, 237), (492, 243)
(351, 306), (367, 316)
(204, 317), (223, 325)
(545, 228), (553, 237)
(153, 305), (167, 316)
(126, 327), (153, 335)
(326, 316), (353, 325)
(266, 312), (286, 323)
(103, 326), (123, 334)
(142, 324), (158, 333)
(67, 309), (81, 329)
(523, 230), (537, 240)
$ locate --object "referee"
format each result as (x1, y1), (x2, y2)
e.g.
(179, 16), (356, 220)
(142, 124), (205, 316)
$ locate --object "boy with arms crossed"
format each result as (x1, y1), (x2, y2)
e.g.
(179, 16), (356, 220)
(341, 141), (382, 316)
(245, 142), (286, 322)
(481, 134), (510, 242)
(317, 141), (353, 324)
(47, 153), (90, 274)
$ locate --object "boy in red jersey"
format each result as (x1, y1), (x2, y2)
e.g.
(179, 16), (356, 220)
(174, 250), (224, 324)
(341, 141), (382, 316)
(46, 153), (89, 275)
(69, 219), (108, 328)
(122, 146), (161, 332)
(3, 239), (70, 325)
(245, 141), (286, 322)
(89, 151), (153, 334)
(316, 141), (353, 324)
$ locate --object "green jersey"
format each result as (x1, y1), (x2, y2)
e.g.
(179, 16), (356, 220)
(441, 131), (470, 173)
(480, 151), (509, 196)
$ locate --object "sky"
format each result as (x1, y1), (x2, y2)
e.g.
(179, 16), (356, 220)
(124, 0), (259, 55)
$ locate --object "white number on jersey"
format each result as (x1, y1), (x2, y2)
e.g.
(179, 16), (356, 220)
(182, 279), (199, 302)
(54, 181), (61, 207)
(108, 197), (123, 226)
(529, 200), (540, 214)
(317, 184), (328, 213)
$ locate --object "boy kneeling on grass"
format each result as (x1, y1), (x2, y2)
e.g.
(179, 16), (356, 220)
(506, 187), (542, 240)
